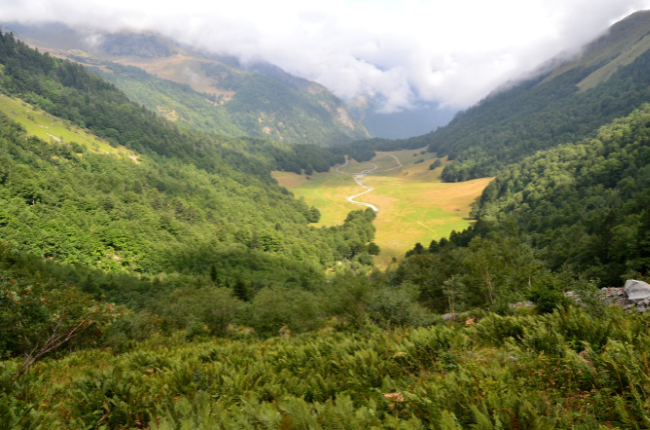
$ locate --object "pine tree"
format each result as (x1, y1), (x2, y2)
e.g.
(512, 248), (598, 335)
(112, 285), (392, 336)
(428, 240), (439, 253)
(210, 264), (218, 284)
(234, 279), (250, 302)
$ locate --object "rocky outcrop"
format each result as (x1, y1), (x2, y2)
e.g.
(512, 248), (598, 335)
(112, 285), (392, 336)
(625, 279), (650, 302)
(602, 280), (650, 312)
(564, 291), (583, 305)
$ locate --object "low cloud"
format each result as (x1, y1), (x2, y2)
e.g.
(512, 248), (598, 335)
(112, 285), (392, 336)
(1, 0), (649, 112)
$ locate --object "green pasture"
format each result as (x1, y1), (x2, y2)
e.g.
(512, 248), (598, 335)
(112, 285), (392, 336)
(274, 149), (493, 267)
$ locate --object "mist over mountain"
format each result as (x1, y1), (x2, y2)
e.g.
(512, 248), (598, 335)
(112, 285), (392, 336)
(0, 21), (457, 140)
(340, 9), (650, 179)
(2, 0), (647, 121)
(2, 22), (372, 146)
(349, 100), (457, 140)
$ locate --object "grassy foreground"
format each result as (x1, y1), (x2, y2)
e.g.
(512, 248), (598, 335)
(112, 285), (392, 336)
(3, 305), (648, 429)
(273, 149), (492, 267)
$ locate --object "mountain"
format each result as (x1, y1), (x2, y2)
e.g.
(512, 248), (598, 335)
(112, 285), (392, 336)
(343, 10), (650, 181)
(349, 98), (457, 139)
(391, 10), (650, 305)
(432, 9), (650, 182)
(3, 22), (370, 146)
(398, 105), (650, 304)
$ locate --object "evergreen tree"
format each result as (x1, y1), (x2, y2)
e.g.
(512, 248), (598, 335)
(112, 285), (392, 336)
(234, 278), (250, 302)
(210, 264), (218, 284)
(428, 239), (439, 253)
(367, 242), (380, 256)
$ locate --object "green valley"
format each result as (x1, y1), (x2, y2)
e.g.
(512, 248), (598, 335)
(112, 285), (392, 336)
(3, 6), (650, 430)
(274, 149), (492, 267)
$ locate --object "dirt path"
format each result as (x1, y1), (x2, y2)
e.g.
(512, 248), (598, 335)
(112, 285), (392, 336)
(335, 154), (403, 212)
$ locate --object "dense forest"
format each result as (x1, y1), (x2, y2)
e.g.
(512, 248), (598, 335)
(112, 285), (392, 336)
(433, 53), (650, 182)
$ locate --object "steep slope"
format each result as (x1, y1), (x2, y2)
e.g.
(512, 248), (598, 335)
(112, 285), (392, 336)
(544, 10), (650, 91)
(5, 23), (370, 146)
(432, 9), (650, 182)
(0, 31), (377, 289)
(78, 59), (248, 137)
(399, 106), (650, 296)
(343, 10), (650, 182)
(475, 105), (650, 285)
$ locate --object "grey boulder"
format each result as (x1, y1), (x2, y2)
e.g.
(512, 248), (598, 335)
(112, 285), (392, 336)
(624, 280), (650, 303)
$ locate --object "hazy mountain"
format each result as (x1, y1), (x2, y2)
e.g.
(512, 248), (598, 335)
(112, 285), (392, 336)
(348, 98), (457, 139)
(3, 22), (370, 146)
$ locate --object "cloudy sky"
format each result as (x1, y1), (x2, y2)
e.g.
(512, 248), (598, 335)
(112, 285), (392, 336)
(1, 0), (649, 112)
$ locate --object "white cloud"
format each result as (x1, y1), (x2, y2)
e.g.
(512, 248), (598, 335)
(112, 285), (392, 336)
(1, 0), (649, 112)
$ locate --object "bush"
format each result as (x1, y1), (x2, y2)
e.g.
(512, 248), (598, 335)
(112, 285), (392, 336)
(158, 286), (243, 336)
(247, 287), (323, 336)
(529, 277), (570, 314)
(368, 283), (433, 328)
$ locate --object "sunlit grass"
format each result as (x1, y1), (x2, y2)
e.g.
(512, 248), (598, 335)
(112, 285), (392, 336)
(0, 94), (140, 162)
(273, 148), (493, 267)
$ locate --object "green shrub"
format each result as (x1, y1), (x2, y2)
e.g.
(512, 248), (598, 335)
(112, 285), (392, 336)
(247, 287), (323, 336)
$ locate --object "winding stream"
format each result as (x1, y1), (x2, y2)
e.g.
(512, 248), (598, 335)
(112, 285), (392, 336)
(335, 155), (402, 213)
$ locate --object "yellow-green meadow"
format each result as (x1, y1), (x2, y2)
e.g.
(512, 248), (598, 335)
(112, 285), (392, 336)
(273, 148), (493, 267)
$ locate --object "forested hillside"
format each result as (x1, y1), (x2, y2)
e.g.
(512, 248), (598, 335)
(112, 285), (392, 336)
(5, 12), (650, 429)
(87, 61), (247, 137)
(0, 31), (378, 289)
(398, 105), (650, 316)
(476, 106), (650, 284)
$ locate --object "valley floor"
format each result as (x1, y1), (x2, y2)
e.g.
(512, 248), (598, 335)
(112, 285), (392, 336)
(273, 149), (493, 267)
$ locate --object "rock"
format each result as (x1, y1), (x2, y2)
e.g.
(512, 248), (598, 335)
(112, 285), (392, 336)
(624, 280), (650, 303)
(565, 291), (583, 305)
(601, 287), (626, 305)
(511, 301), (534, 309)
(383, 392), (404, 402)
(599, 283), (650, 313)
(442, 313), (456, 321)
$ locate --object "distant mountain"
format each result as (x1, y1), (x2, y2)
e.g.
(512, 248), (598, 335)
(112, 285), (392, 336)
(3, 22), (370, 146)
(348, 99), (457, 139)
(348, 10), (650, 181)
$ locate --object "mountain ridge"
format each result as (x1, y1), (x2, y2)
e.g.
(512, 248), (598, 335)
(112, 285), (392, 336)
(3, 22), (370, 146)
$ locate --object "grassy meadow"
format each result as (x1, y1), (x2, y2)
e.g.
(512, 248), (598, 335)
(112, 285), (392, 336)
(273, 149), (493, 267)
(0, 94), (139, 162)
